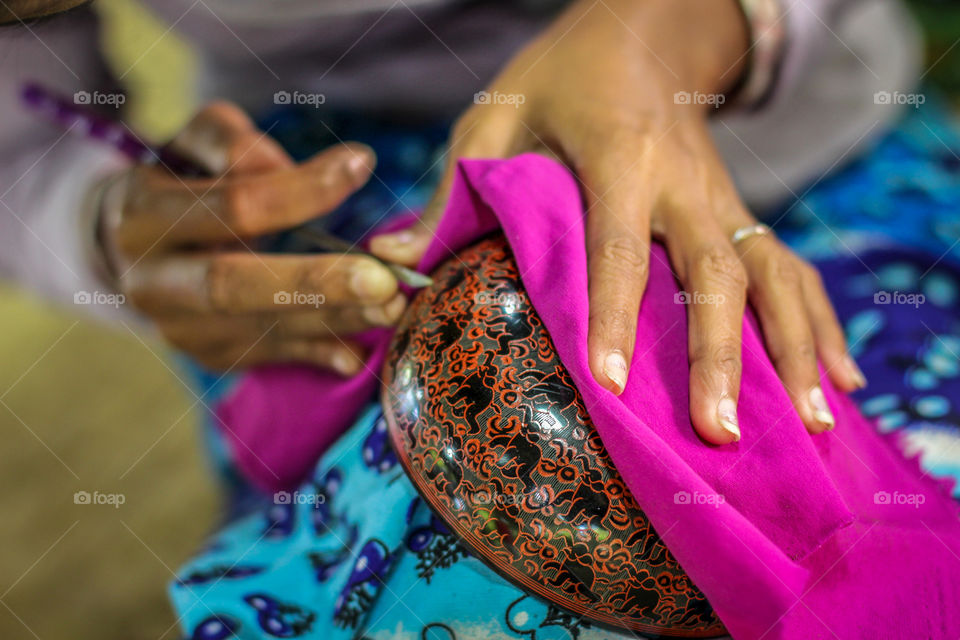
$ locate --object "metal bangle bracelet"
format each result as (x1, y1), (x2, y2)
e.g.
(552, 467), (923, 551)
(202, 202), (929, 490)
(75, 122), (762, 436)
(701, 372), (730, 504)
(732, 0), (788, 109)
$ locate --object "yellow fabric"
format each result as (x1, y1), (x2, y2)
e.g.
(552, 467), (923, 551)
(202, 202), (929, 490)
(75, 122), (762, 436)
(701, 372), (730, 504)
(0, 5), (212, 639)
(95, 0), (198, 140)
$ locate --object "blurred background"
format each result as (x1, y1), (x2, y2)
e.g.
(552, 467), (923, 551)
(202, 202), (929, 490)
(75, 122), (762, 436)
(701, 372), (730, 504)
(0, 2), (210, 639)
(0, 0), (959, 638)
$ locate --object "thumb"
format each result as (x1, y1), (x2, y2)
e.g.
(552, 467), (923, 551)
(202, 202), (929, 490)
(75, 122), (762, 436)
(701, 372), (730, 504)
(369, 162), (453, 267)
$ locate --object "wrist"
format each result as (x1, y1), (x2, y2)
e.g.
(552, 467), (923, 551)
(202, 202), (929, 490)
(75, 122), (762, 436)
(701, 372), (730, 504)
(559, 0), (750, 97)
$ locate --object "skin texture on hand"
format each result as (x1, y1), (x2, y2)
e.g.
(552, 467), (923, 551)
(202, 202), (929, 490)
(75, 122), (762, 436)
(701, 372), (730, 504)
(372, 0), (867, 445)
(100, 102), (405, 375)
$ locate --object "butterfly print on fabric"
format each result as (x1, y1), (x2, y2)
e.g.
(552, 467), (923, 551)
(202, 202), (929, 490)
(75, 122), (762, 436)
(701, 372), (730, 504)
(190, 614), (240, 640)
(243, 593), (316, 638)
(333, 539), (392, 629)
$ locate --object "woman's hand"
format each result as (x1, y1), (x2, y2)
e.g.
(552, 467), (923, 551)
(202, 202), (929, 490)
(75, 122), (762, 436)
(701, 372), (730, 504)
(372, 0), (866, 443)
(100, 102), (404, 374)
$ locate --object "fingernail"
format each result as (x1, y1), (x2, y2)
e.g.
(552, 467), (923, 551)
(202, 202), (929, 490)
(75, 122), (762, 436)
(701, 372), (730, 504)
(845, 356), (867, 389)
(370, 231), (416, 258)
(602, 350), (628, 393)
(332, 350), (359, 376)
(385, 230), (415, 246)
(384, 293), (407, 320)
(362, 296), (406, 326)
(362, 306), (390, 326)
(347, 152), (372, 176)
(717, 396), (741, 442)
(349, 262), (396, 301)
(809, 386), (835, 429)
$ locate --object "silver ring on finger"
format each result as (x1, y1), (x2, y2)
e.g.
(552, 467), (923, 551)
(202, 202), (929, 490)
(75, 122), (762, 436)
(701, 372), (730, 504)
(730, 223), (772, 245)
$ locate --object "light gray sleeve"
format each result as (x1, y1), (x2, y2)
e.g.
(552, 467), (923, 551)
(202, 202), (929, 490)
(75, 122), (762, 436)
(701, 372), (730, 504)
(0, 9), (132, 321)
(716, 0), (923, 210)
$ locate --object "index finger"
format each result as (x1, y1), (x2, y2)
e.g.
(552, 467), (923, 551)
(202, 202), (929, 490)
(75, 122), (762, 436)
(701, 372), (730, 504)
(581, 148), (654, 396)
(123, 252), (398, 314)
(116, 143), (376, 252)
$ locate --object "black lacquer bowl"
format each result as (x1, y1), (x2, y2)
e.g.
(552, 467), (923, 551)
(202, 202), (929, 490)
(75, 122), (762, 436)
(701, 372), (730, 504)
(381, 234), (725, 637)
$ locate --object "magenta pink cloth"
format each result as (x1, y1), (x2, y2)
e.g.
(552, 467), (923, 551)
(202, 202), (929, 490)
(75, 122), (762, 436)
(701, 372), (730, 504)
(216, 154), (960, 639)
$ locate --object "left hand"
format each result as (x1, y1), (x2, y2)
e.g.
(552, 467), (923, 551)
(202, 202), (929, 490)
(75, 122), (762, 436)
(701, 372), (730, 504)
(372, 0), (866, 444)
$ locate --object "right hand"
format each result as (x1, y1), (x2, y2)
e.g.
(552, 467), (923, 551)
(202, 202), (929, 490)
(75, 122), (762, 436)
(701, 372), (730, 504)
(98, 102), (405, 374)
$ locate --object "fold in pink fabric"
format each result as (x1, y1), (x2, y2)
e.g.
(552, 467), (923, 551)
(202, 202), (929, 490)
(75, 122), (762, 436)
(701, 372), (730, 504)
(216, 154), (960, 639)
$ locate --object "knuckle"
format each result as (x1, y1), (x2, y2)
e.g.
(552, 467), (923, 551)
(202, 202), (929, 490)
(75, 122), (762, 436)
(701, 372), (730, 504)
(593, 237), (649, 276)
(589, 306), (635, 341)
(204, 258), (233, 311)
(800, 260), (825, 287)
(795, 339), (818, 365)
(225, 132), (258, 164)
(693, 340), (742, 378)
(296, 259), (335, 295)
(772, 339), (817, 371)
(762, 251), (802, 290)
(692, 244), (747, 290)
(220, 181), (256, 234)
